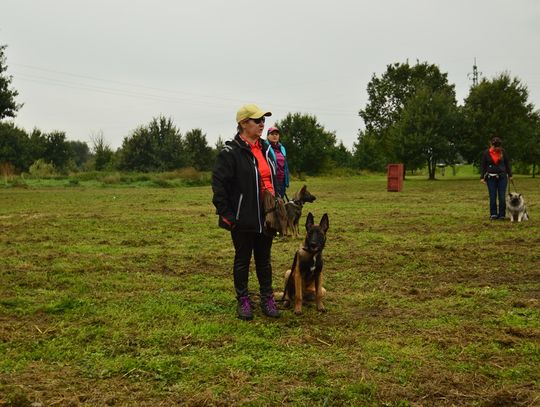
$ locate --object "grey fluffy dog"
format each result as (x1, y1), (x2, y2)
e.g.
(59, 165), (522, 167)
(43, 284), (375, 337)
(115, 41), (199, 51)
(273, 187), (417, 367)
(507, 193), (529, 222)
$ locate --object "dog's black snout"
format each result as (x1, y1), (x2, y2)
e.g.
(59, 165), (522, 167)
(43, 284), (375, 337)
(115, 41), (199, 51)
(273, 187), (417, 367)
(308, 235), (324, 251)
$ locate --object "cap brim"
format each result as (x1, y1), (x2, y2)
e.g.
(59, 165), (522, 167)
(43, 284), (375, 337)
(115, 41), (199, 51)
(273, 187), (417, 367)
(249, 110), (272, 119)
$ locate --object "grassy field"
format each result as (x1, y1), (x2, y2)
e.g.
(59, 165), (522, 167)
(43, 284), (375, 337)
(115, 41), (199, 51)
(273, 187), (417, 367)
(1, 174), (539, 406)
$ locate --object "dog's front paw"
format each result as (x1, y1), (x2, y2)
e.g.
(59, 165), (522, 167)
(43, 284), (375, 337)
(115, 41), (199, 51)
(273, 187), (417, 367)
(317, 306), (327, 313)
(294, 309), (303, 315)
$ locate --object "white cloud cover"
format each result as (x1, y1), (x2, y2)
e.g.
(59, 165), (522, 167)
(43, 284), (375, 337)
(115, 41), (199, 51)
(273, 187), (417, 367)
(2, 0), (540, 149)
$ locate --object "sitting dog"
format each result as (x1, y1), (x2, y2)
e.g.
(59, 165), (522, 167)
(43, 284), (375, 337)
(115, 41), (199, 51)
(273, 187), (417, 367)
(282, 212), (329, 315)
(285, 185), (316, 237)
(507, 192), (529, 222)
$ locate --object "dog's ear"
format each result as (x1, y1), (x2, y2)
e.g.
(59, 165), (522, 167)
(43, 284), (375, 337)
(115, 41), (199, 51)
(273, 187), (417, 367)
(305, 212), (314, 230)
(519, 194), (522, 197)
(319, 213), (329, 233)
(300, 185), (307, 194)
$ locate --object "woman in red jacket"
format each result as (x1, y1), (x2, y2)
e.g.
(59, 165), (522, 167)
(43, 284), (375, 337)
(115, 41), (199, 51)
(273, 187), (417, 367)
(480, 136), (512, 220)
(212, 104), (280, 321)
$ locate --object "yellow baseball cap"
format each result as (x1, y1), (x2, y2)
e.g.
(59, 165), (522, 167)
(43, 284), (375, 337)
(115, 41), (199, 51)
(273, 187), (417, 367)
(236, 104), (272, 123)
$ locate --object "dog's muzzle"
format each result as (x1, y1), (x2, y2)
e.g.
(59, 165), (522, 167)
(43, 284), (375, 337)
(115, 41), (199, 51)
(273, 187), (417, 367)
(305, 239), (325, 253)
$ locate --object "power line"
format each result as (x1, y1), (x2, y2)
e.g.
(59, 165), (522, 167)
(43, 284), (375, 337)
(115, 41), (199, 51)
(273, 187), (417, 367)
(12, 62), (357, 115)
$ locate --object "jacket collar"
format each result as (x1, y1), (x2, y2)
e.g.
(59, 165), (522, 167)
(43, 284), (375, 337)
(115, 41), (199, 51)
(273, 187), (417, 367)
(233, 133), (269, 154)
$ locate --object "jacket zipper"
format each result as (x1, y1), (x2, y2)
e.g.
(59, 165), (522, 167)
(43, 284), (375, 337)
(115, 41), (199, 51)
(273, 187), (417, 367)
(236, 193), (243, 220)
(253, 157), (262, 233)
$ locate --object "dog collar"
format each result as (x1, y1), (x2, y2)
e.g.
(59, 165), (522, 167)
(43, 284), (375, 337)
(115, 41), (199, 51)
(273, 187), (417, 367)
(302, 246), (321, 255)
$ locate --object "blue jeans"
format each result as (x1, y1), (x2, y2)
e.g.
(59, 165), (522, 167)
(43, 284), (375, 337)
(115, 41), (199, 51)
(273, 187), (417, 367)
(486, 174), (507, 218)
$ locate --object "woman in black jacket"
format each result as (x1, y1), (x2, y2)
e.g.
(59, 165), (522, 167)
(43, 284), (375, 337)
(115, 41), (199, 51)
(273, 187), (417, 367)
(212, 104), (280, 320)
(480, 136), (512, 220)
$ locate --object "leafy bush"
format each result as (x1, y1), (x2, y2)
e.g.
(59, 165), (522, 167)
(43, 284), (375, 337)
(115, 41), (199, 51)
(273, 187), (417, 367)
(176, 167), (211, 186)
(16, 168), (213, 187)
(175, 167), (200, 180)
(133, 174), (151, 182)
(71, 171), (104, 181)
(150, 167), (212, 186)
(157, 171), (183, 180)
(513, 161), (531, 175)
(28, 159), (57, 178)
(7, 177), (28, 188)
(101, 174), (123, 185)
(1, 161), (15, 185)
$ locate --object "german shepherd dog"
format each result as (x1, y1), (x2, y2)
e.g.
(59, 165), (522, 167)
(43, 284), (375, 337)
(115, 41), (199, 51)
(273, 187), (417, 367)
(285, 185), (316, 237)
(282, 212), (329, 315)
(507, 192), (529, 222)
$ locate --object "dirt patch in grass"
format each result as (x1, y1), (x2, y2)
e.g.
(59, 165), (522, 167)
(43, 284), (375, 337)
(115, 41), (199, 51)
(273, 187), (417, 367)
(1, 364), (176, 406)
(409, 368), (536, 406)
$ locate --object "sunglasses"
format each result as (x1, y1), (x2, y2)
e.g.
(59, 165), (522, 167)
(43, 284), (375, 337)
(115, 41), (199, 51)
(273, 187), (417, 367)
(250, 117), (265, 124)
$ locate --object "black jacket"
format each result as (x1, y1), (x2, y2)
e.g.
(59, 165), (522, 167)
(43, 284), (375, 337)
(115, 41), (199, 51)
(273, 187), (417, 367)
(480, 148), (512, 179)
(212, 134), (277, 233)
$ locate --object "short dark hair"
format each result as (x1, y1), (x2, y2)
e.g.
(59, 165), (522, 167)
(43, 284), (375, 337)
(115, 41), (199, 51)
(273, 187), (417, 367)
(491, 136), (502, 147)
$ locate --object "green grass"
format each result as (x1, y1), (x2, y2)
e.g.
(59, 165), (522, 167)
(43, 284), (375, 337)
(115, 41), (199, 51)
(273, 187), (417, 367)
(1, 168), (212, 189)
(0, 174), (539, 406)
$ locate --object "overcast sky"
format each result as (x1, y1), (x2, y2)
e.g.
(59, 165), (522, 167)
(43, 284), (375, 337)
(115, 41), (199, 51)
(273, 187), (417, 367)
(2, 0), (540, 150)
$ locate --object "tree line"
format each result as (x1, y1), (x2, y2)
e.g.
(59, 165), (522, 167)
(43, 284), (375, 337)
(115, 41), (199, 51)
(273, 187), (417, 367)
(0, 119), (217, 175)
(1, 44), (539, 178)
(354, 61), (540, 178)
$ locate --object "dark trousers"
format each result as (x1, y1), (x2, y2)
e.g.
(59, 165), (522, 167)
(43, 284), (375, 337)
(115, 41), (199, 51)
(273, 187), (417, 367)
(276, 181), (286, 199)
(486, 174), (507, 217)
(231, 230), (274, 299)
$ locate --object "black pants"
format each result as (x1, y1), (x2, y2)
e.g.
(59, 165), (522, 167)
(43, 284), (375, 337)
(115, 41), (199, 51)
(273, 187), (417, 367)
(231, 229), (273, 299)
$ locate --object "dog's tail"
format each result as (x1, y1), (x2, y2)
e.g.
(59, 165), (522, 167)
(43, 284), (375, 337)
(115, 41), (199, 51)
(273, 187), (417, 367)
(282, 252), (298, 301)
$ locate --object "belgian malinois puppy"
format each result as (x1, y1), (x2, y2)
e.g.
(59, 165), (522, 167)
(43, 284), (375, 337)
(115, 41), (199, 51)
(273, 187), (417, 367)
(282, 212), (329, 315)
(285, 185), (316, 237)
